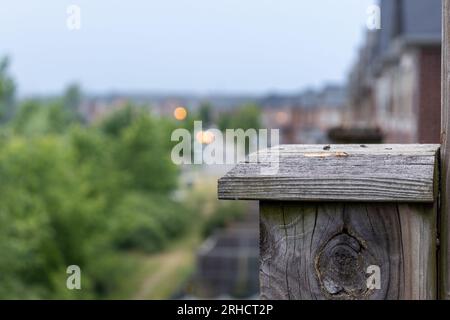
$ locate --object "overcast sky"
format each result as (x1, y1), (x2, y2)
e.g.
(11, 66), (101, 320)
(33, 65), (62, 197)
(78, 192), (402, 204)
(0, 0), (374, 96)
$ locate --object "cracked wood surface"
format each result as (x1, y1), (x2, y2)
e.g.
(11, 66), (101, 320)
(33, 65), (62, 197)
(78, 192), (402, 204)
(260, 202), (437, 300)
(218, 144), (440, 203)
(441, 0), (450, 300)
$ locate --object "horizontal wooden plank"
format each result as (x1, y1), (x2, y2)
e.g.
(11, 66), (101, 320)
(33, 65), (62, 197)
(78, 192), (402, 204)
(218, 144), (440, 202)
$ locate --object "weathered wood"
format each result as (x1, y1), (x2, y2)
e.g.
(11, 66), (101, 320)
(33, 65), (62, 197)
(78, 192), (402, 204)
(260, 202), (437, 300)
(219, 144), (440, 203)
(441, 0), (450, 300)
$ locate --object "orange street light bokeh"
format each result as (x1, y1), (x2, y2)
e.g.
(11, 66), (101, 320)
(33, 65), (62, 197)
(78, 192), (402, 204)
(174, 107), (188, 121)
(196, 131), (215, 144)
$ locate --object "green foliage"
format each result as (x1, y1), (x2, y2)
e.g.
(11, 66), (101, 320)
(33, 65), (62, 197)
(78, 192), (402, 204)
(63, 83), (82, 112)
(218, 103), (261, 132)
(202, 201), (246, 238)
(13, 99), (81, 135)
(116, 114), (178, 193)
(198, 102), (213, 127)
(0, 57), (16, 122)
(69, 126), (126, 209)
(0, 100), (192, 299)
(0, 58), (227, 299)
(110, 193), (195, 253)
(217, 113), (232, 132)
(0, 136), (96, 298)
(99, 104), (141, 136)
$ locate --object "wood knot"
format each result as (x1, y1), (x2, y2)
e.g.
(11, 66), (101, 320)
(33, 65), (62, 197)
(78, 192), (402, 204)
(315, 231), (374, 299)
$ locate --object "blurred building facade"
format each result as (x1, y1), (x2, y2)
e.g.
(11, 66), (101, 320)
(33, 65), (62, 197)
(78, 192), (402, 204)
(346, 0), (442, 143)
(261, 85), (347, 144)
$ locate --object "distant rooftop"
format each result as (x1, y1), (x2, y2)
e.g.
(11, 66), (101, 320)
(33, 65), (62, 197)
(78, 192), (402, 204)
(259, 85), (346, 109)
(349, 0), (442, 90)
(377, 0), (441, 59)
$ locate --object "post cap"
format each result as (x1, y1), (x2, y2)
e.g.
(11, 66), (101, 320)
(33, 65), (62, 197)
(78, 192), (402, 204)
(218, 144), (440, 203)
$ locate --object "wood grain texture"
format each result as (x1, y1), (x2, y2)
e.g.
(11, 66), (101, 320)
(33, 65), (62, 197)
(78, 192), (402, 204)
(260, 202), (437, 300)
(218, 144), (439, 202)
(441, 0), (450, 300)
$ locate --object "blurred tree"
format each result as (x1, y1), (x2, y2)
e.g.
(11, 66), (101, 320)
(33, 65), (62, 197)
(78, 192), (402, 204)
(0, 57), (16, 122)
(99, 104), (178, 193)
(63, 83), (82, 111)
(12, 100), (41, 133)
(62, 83), (83, 123)
(13, 100), (80, 135)
(217, 113), (232, 132)
(218, 103), (261, 132)
(198, 102), (213, 127)
(69, 126), (126, 211)
(99, 104), (140, 136)
(110, 192), (194, 253)
(232, 103), (261, 131)
(116, 113), (178, 193)
(0, 75), (200, 299)
(202, 201), (245, 238)
(0, 136), (98, 298)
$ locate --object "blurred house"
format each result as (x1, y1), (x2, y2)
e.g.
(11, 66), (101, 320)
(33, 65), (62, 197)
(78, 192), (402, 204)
(261, 85), (347, 144)
(79, 96), (129, 122)
(259, 94), (302, 144)
(346, 0), (441, 143)
(79, 93), (260, 123)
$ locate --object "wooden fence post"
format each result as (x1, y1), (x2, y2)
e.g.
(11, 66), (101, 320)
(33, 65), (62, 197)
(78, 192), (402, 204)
(218, 144), (440, 299)
(441, 0), (450, 300)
